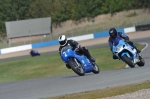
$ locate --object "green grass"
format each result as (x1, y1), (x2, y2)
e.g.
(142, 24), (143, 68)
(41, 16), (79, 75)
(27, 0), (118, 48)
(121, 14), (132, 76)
(0, 43), (145, 82)
(45, 80), (150, 99)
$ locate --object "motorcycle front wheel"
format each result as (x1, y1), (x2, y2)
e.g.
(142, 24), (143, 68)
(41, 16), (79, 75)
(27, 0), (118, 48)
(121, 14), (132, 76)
(122, 55), (135, 68)
(68, 58), (85, 76)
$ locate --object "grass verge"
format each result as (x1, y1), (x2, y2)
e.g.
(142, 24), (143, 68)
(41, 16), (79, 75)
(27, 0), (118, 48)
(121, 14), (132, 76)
(44, 80), (150, 99)
(0, 43), (145, 82)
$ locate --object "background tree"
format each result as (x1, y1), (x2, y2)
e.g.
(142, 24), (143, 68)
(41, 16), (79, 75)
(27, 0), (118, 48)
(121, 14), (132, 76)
(0, 0), (150, 34)
(0, 0), (32, 34)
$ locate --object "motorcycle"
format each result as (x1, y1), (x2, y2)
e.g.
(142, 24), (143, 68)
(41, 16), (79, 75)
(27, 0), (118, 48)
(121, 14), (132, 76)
(112, 39), (145, 68)
(61, 45), (100, 76)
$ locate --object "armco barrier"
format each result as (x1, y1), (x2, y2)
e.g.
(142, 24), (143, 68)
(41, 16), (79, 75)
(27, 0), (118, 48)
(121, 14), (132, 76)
(93, 31), (108, 38)
(124, 27), (136, 33)
(135, 24), (150, 31)
(1, 44), (32, 54)
(0, 27), (136, 54)
(32, 40), (59, 49)
(93, 28), (124, 38)
(68, 34), (94, 41)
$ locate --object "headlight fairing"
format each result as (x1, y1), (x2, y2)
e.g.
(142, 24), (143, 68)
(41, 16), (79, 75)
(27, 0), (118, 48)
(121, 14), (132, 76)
(116, 45), (123, 52)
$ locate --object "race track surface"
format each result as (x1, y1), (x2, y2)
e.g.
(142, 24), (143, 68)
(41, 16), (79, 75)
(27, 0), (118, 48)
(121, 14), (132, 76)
(0, 38), (150, 99)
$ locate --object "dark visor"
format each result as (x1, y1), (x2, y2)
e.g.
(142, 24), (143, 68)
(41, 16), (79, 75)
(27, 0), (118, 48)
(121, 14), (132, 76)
(60, 40), (66, 45)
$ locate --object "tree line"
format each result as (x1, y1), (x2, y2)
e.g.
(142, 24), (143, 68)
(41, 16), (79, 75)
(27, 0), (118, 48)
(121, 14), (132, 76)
(0, 0), (149, 35)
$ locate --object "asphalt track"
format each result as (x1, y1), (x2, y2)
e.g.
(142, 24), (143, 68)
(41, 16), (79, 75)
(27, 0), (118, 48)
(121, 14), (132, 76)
(0, 38), (150, 99)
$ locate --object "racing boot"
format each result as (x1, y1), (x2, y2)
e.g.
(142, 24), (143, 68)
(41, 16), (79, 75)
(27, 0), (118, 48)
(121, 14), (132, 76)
(82, 47), (95, 62)
(136, 49), (141, 53)
(113, 54), (118, 60)
(89, 57), (96, 62)
(66, 64), (71, 69)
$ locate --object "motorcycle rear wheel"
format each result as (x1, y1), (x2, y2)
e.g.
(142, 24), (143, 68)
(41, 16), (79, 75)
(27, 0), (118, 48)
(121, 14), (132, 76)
(92, 63), (100, 74)
(137, 56), (145, 67)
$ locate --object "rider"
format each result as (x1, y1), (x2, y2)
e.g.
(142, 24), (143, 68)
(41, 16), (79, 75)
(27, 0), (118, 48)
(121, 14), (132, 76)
(108, 28), (141, 59)
(58, 35), (95, 69)
(30, 49), (40, 56)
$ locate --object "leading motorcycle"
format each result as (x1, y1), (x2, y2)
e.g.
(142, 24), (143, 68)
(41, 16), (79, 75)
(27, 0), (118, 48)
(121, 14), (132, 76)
(61, 45), (100, 76)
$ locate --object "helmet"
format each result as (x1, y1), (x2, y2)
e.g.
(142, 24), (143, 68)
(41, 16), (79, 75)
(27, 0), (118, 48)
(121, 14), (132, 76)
(58, 35), (67, 46)
(109, 28), (117, 39)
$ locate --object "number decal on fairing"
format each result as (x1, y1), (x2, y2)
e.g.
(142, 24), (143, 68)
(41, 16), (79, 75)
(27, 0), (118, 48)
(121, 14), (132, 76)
(63, 52), (67, 57)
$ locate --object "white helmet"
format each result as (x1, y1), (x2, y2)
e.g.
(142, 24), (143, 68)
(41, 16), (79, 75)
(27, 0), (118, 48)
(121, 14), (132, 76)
(58, 35), (67, 46)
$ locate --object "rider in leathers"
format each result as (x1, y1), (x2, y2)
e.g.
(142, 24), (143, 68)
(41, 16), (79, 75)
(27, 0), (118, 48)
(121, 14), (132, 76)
(58, 35), (95, 69)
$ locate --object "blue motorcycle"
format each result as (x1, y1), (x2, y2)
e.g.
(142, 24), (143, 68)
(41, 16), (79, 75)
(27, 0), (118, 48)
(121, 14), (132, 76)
(112, 39), (145, 68)
(61, 45), (100, 76)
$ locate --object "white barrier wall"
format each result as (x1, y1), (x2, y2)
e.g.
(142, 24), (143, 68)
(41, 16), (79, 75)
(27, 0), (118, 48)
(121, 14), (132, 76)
(124, 27), (136, 33)
(68, 34), (94, 41)
(1, 44), (32, 54)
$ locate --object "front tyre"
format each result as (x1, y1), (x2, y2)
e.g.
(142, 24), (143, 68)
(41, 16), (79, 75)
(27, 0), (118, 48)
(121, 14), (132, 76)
(92, 63), (100, 74)
(68, 58), (85, 76)
(122, 55), (135, 68)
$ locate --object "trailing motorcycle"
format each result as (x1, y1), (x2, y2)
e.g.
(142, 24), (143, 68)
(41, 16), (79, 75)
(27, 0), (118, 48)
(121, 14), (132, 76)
(112, 39), (145, 68)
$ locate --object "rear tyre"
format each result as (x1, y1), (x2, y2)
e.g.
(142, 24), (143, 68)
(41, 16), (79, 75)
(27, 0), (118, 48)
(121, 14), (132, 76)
(137, 56), (145, 67)
(92, 63), (100, 74)
(68, 58), (85, 76)
(122, 55), (135, 68)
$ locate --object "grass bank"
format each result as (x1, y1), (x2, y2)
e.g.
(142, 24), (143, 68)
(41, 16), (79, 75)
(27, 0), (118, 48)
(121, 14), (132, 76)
(0, 43), (145, 82)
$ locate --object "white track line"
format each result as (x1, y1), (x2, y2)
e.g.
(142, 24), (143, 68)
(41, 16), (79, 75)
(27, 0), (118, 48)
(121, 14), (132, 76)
(125, 43), (148, 68)
(140, 43), (148, 51)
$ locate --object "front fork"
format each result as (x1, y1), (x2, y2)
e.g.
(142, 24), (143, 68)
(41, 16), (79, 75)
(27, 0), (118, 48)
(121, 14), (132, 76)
(74, 58), (84, 69)
(133, 53), (142, 63)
